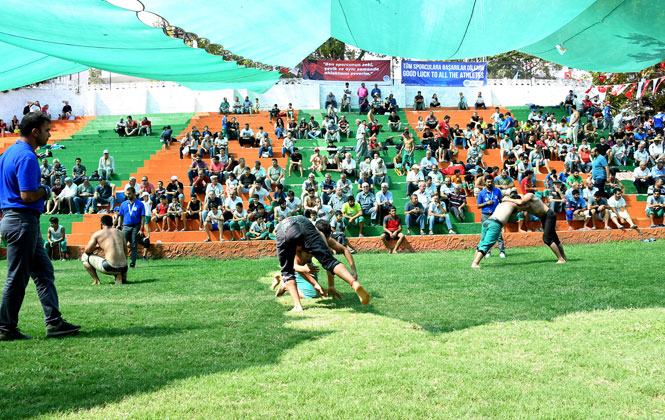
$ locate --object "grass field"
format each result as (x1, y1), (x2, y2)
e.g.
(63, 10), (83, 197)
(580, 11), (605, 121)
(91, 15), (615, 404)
(1, 240), (665, 419)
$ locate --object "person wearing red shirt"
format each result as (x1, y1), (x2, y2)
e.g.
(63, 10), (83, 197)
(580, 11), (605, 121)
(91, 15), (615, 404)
(151, 195), (170, 231)
(437, 115), (451, 140)
(520, 170), (538, 194)
(139, 117), (152, 136)
(380, 206), (405, 253)
(0, 119), (6, 137)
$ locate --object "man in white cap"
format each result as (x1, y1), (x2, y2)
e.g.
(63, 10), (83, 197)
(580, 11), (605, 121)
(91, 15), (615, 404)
(98, 150), (114, 179)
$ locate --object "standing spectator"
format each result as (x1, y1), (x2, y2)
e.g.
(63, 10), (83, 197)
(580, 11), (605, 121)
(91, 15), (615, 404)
(404, 193), (426, 235)
(98, 150), (115, 179)
(0, 112), (81, 340)
(357, 83), (368, 107)
(591, 148), (609, 197)
(117, 187), (145, 268)
(477, 176), (505, 258)
(381, 206), (405, 253)
(325, 92), (338, 110)
(603, 101), (613, 133)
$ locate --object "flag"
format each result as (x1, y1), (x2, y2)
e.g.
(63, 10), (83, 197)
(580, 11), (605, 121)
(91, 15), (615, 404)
(598, 86), (608, 93)
(636, 79), (645, 98)
(599, 75), (606, 84)
(654, 77), (665, 95)
(556, 45), (566, 55)
(638, 79), (650, 98)
(513, 72), (519, 80)
(585, 85), (594, 94)
(625, 83), (637, 99)
(564, 71), (572, 79)
(610, 84), (625, 96)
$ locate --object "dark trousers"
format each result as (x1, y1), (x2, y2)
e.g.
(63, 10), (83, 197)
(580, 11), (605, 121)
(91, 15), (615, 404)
(275, 216), (340, 282)
(0, 210), (62, 332)
(122, 224), (141, 265)
(593, 177), (607, 198)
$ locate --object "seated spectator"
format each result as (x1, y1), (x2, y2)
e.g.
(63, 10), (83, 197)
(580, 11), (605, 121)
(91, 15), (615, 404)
(288, 148), (304, 177)
(415, 115), (426, 132)
(227, 117), (240, 140)
(428, 195), (455, 235)
(165, 176), (185, 206)
(342, 195), (365, 237)
(274, 117), (285, 139)
(653, 160), (665, 183)
(376, 206), (405, 253)
(341, 94), (351, 112)
(494, 168), (516, 196)
(71, 157), (86, 185)
(242, 96), (253, 114)
(325, 92), (338, 110)
(269, 104), (280, 123)
(238, 123), (255, 148)
(45, 177), (64, 214)
(296, 118), (308, 139)
(236, 166), (255, 194)
(419, 150), (438, 178)
(430, 94), (440, 108)
(227, 202), (248, 241)
(98, 150), (114, 179)
(258, 133), (273, 158)
(60, 101), (72, 120)
(356, 182), (377, 227)
(529, 145), (551, 176)
(114, 117), (126, 136)
(203, 202), (225, 242)
(404, 194), (426, 235)
(386, 111), (401, 132)
(232, 96), (243, 114)
(647, 189), (665, 227)
(329, 210), (354, 252)
(199, 135), (213, 157)
(447, 184), (467, 221)
(72, 177), (94, 214)
(124, 116), (139, 136)
(633, 142), (651, 167)
(566, 189), (588, 230)
(49, 159), (67, 185)
(138, 117), (152, 136)
(650, 138), (664, 163)
(585, 191), (612, 230)
(190, 169), (210, 196)
(606, 188), (637, 229)
(219, 97), (230, 115)
(160, 125), (173, 146)
(475, 92), (486, 110)
(340, 153), (357, 179)
(57, 177), (77, 214)
(40, 157), (52, 185)
(458, 92), (468, 110)
(188, 155), (208, 185)
(44, 217), (68, 261)
(385, 94), (399, 114)
(548, 180), (566, 213)
(165, 199), (185, 231)
(325, 119), (340, 143)
(308, 117), (321, 138)
(414, 91), (425, 111)
(91, 177), (116, 213)
(281, 131), (295, 158)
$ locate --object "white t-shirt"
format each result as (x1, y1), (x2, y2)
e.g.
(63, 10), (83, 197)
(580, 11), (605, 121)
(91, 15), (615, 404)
(224, 196), (243, 210)
(341, 159), (357, 170)
(607, 196), (626, 210)
(647, 195), (665, 210)
(286, 196), (301, 212)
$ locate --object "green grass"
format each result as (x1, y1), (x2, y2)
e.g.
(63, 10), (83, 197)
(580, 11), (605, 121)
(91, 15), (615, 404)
(2, 240), (665, 419)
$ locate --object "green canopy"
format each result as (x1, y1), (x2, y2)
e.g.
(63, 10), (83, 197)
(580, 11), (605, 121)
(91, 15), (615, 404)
(1, 0), (662, 93)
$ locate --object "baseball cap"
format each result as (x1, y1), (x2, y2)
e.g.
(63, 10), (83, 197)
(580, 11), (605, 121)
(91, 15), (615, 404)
(170, 175), (178, 181)
(314, 147), (320, 152)
(263, 132), (268, 137)
(141, 192), (149, 197)
(412, 164), (420, 169)
(103, 149), (109, 154)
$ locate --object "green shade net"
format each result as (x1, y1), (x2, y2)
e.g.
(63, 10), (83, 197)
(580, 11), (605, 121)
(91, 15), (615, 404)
(0, 0), (279, 92)
(0, 43), (87, 91)
(144, 0), (664, 72)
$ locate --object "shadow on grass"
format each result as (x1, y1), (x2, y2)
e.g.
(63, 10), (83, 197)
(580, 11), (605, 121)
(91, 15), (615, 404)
(346, 242), (665, 334)
(0, 270), (331, 420)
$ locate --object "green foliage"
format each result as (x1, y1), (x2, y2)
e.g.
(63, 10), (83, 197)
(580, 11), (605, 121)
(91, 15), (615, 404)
(487, 51), (562, 79)
(87, 69), (105, 85)
(2, 240), (665, 419)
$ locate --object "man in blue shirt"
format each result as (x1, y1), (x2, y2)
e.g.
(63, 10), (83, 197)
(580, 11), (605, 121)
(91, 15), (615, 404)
(654, 109), (664, 136)
(591, 148), (609, 198)
(117, 186), (145, 268)
(477, 176), (505, 258)
(370, 84), (381, 99)
(0, 112), (80, 340)
(603, 102), (613, 134)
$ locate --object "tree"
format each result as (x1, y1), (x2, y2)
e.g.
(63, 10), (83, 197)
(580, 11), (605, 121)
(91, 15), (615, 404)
(590, 64), (665, 113)
(486, 51), (562, 79)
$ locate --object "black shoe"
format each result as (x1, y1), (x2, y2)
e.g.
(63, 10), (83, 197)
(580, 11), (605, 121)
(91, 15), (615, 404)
(0, 328), (33, 341)
(129, 263), (136, 268)
(46, 320), (81, 338)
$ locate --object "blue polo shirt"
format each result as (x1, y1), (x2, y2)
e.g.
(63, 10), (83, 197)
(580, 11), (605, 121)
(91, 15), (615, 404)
(477, 187), (502, 214)
(654, 113), (664, 128)
(591, 155), (608, 180)
(0, 140), (44, 212)
(118, 198), (145, 226)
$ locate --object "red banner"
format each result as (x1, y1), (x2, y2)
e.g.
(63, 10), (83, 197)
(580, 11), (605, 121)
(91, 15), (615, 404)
(302, 60), (391, 82)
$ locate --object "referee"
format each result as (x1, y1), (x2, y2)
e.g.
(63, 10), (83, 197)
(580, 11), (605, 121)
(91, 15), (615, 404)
(117, 186), (145, 268)
(0, 112), (80, 340)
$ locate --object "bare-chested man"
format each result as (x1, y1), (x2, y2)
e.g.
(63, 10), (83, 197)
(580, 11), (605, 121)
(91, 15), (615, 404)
(81, 215), (129, 285)
(471, 200), (519, 268)
(274, 216), (367, 311)
(502, 192), (567, 264)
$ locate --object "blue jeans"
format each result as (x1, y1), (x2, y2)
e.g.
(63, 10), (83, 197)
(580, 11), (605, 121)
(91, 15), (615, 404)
(428, 214), (453, 231)
(92, 196), (115, 212)
(282, 146), (294, 157)
(73, 196), (93, 214)
(405, 213), (425, 231)
(0, 210), (62, 332)
(259, 146), (273, 157)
